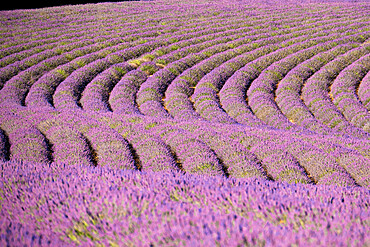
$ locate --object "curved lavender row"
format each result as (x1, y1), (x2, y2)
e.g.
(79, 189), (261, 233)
(80, 63), (134, 112)
(331, 54), (370, 132)
(260, 129), (370, 187)
(154, 11), (366, 67)
(1, 38), (129, 105)
(247, 141), (314, 184)
(102, 113), (224, 176)
(175, 121), (269, 179)
(0, 108), (51, 164)
(208, 124), (364, 186)
(301, 45), (370, 139)
(218, 28), (367, 126)
(275, 45), (354, 136)
(149, 123), (225, 176)
(0, 40), (65, 68)
(51, 39), (167, 111)
(0, 8), (185, 59)
(0, 2), (237, 49)
(37, 118), (95, 166)
(194, 29), (367, 126)
(24, 42), (135, 108)
(0, 37), (120, 89)
(358, 71), (370, 111)
(165, 27), (326, 122)
(53, 59), (113, 111)
(190, 47), (272, 125)
(249, 133), (357, 186)
(109, 70), (148, 114)
(246, 33), (368, 132)
(217, 43), (307, 125)
(6, 22), (216, 107)
(137, 54), (206, 118)
(45, 111), (137, 169)
(158, 17), (367, 120)
(1, 161), (368, 246)
(337, 152), (370, 187)
(266, 125), (370, 186)
(95, 113), (179, 172)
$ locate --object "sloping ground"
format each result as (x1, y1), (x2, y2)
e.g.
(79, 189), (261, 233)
(0, 0), (369, 245)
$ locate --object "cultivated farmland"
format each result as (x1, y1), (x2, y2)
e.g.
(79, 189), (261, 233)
(0, 0), (369, 246)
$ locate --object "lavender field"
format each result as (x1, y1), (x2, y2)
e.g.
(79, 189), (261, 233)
(0, 0), (369, 246)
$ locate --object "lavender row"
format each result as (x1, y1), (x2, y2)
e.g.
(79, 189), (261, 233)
(24, 39), (146, 109)
(246, 32), (368, 132)
(0, 38), (130, 104)
(96, 113), (180, 172)
(358, 71), (370, 111)
(200, 122), (369, 187)
(301, 44), (370, 139)
(176, 121), (310, 183)
(41, 111), (136, 169)
(53, 59), (113, 111)
(275, 45), (354, 136)
(1, 17), (219, 92)
(164, 24), (342, 122)
(218, 29), (366, 127)
(153, 15), (364, 68)
(194, 28), (367, 126)
(37, 116), (96, 167)
(141, 11), (320, 67)
(0, 107), (51, 164)
(331, 53), (370, 132)
(80, 63), (134, 112)
(0, 105), (137, 169)
(23, 38), (166, 109)
(109, 70), (148, 115)
(99, 113), (225, 176)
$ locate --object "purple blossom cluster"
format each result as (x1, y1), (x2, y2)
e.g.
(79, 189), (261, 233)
(1, 0), (370, 245)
